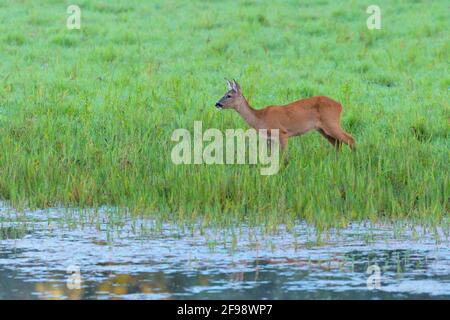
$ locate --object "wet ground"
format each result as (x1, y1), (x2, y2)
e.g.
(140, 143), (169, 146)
(0, 203), (449, 299)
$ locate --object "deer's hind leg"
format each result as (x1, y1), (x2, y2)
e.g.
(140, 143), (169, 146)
(320, 124), (355, 150)
(317, 129), (340, 149)
(317, 128), (341, 159)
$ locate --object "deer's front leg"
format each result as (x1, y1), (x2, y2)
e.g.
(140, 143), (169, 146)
(265, 129), (273, 156)
(279, 133), (289, 165)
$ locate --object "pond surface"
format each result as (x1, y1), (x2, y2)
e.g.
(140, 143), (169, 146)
(0, 203), (449, 299)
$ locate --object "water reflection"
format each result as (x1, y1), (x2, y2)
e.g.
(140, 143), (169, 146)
(0, 204), (448, 299)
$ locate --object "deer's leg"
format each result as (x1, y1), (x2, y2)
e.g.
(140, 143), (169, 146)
(266, 129), (272, 156)
(279, 133), (289, 165)
(267, 139), (272, 156)
(318, 128), (341, 159)
(320, 124), (355, 151)
(318, 128), (338, 147)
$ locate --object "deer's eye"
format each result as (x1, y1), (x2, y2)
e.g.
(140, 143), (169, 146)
(226, 95), (232, 98)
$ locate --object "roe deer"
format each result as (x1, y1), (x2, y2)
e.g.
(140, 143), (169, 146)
(215, 79), (355, 162)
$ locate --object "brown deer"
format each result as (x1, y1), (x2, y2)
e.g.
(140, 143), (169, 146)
(215, 79), (355, 162)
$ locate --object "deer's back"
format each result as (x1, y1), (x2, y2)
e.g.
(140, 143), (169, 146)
(260, 96), (343, 135)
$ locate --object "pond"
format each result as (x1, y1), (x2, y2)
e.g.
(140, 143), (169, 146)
(0, 203), (449, 299)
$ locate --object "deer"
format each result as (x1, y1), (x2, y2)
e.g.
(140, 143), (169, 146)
(215, 79), (355, 163)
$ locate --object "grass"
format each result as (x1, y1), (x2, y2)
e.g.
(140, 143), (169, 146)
(0, 0), (448, 230)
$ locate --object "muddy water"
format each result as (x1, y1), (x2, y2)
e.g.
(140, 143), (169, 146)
(0, 204), (448, 299)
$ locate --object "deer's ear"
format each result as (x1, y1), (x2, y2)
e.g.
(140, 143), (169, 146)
(232, 79), (241, 93)
(225, 79), (233, 91)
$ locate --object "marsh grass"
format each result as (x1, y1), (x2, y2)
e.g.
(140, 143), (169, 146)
(0, 0), (448, 231)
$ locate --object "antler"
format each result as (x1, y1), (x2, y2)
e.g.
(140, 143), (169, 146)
(224, 78), (233, 90)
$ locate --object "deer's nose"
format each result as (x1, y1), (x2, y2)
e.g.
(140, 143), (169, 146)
(215, 102), (222, 107)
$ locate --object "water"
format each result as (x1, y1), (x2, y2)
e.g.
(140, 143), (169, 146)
(0, 203), (449, 299)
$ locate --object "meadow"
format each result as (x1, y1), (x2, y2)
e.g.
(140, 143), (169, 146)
(0, 0), (448, 231)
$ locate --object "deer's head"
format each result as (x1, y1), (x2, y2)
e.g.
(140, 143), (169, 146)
(215, 79), (244, 110)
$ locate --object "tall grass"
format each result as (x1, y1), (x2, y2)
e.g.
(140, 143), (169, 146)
(0, 0), (448, 230)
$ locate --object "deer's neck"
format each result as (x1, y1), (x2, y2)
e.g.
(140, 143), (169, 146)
(235, 97), (261, 129)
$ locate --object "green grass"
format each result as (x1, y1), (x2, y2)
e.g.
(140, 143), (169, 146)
(0, 0), (448, 230)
